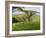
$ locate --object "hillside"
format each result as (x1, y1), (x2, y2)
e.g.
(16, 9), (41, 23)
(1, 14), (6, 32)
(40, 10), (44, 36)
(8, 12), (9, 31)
(12, 14), (40, 31)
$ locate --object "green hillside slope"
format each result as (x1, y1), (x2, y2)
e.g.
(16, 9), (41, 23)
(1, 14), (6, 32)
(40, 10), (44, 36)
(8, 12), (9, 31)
(12, 14), (40, 31)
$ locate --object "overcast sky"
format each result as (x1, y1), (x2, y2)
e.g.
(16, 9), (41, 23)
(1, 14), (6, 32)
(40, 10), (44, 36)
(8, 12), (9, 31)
(12, 7), (40, 15)
(23, 7), (40, 12)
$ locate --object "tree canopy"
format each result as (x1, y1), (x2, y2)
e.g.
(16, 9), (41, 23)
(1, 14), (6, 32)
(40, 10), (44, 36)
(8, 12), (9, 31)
(12, 7), (40, 22)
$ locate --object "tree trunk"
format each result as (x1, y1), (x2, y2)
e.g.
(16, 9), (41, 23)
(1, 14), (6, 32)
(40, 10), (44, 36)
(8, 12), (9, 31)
(28, 12), (32, 22)
(28, 16), (30, 22)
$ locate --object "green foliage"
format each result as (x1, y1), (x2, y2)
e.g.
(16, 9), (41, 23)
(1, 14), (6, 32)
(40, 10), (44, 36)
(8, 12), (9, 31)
(13, 14), (28, 22)
(12, 7), (40, 31)
(12, 15), (40, 31)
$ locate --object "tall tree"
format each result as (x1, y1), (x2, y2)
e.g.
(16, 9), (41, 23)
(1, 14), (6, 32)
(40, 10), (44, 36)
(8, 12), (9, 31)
(12, 7), (40, 22)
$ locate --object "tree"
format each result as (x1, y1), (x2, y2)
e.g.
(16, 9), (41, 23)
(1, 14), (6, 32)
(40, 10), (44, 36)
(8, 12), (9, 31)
(23, 10), (40, 22)
(12, 7), (40, 22)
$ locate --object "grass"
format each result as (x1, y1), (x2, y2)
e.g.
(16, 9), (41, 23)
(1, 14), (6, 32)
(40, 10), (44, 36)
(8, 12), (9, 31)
(12, 15), (40, 31)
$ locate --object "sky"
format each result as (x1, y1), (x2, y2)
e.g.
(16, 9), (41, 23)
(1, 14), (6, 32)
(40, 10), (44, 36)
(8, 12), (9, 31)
(12, 7), (40, 15)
